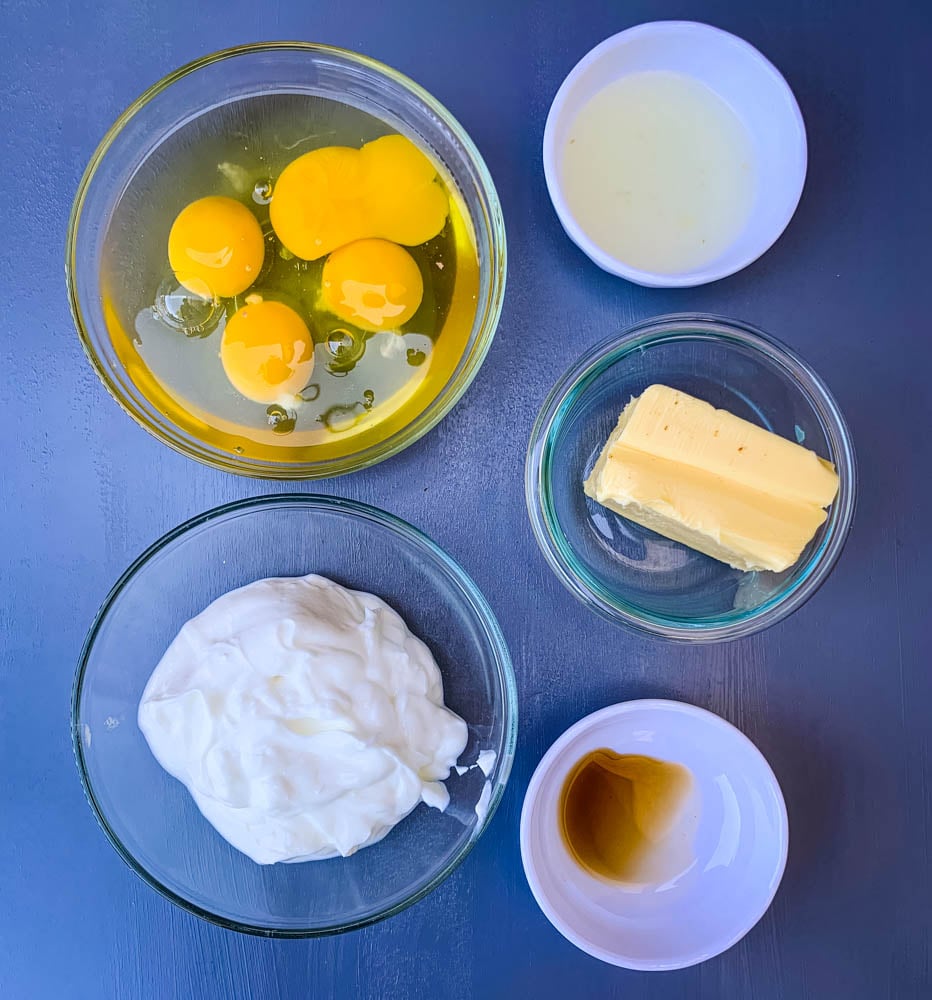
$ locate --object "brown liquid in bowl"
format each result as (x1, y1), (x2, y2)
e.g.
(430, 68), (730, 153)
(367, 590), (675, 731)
(559, 749), (694, 883)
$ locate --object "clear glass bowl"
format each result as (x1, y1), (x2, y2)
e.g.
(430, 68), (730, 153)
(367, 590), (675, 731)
(526, 315), (856, 642)
(66, 43), (506, 479)
(72, 495), (517, 935)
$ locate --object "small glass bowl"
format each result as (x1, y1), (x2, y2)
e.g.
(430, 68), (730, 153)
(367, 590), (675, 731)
(66, 43), (506, 479)
(72, 495), (517, 936)
(526, 315), (856, 642)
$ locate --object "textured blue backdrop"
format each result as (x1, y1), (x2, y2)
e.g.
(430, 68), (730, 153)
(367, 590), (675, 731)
(1, 1), (930, 997)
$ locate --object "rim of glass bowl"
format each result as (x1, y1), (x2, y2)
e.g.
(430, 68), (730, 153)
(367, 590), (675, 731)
(71, 493), (518, 937)
(525, 314), (857, 642)
(65, 42), (507, 480)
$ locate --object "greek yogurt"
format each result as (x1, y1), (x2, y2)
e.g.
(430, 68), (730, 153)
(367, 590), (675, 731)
(138, 574), (468, 864)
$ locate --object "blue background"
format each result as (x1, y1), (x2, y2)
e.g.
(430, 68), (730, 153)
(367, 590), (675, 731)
(1, 1), (930, 997)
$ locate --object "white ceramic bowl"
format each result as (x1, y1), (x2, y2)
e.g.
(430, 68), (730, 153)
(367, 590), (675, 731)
(542, 21), (807, 287)
(520, 700), (788, 970)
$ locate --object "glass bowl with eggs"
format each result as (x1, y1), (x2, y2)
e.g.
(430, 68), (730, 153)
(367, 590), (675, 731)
(72, 494), (517, 935)
(67, 43), (506, 478)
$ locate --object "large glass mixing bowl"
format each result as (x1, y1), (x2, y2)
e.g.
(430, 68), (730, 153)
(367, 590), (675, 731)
(67, 43), (506, 478)
(72, 495), (517, 935)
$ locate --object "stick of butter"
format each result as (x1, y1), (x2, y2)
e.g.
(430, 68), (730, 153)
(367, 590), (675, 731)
(583, 385), (840, 572)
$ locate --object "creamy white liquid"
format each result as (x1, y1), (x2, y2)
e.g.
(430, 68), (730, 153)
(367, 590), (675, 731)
(138, 575), (468, 864)
(560, 70), (756, 274)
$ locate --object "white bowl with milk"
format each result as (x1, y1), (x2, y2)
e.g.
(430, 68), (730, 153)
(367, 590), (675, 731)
(543, 21), (807, 287)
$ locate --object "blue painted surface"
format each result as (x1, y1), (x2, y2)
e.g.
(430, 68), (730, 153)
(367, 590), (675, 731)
(1, 1), (930, 997)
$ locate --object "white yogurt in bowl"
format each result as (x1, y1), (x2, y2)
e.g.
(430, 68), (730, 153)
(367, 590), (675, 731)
(138, 574), (468, 865)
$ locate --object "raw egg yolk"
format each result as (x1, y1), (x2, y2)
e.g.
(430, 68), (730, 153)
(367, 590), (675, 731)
(219, 299), (314, 403)
(270, 135), (449, 260)
(322, 239), (424, 332)
(168, 196), (265, 299)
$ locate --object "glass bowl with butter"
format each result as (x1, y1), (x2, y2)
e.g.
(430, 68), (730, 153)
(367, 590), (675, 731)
(526, 315), (856, 641)
(72, 494), (517, 935)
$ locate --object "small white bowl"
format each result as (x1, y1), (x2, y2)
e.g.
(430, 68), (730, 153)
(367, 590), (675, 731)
(542, 21), (807, 287)
(520, 700), (788, 970)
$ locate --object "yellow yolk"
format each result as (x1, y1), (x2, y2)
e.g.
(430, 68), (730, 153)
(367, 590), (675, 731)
(321, 239), (424, 332)
(168, 196), (265, 299)
(270, 135), (449, 260)
(219, 299), (314, 403)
